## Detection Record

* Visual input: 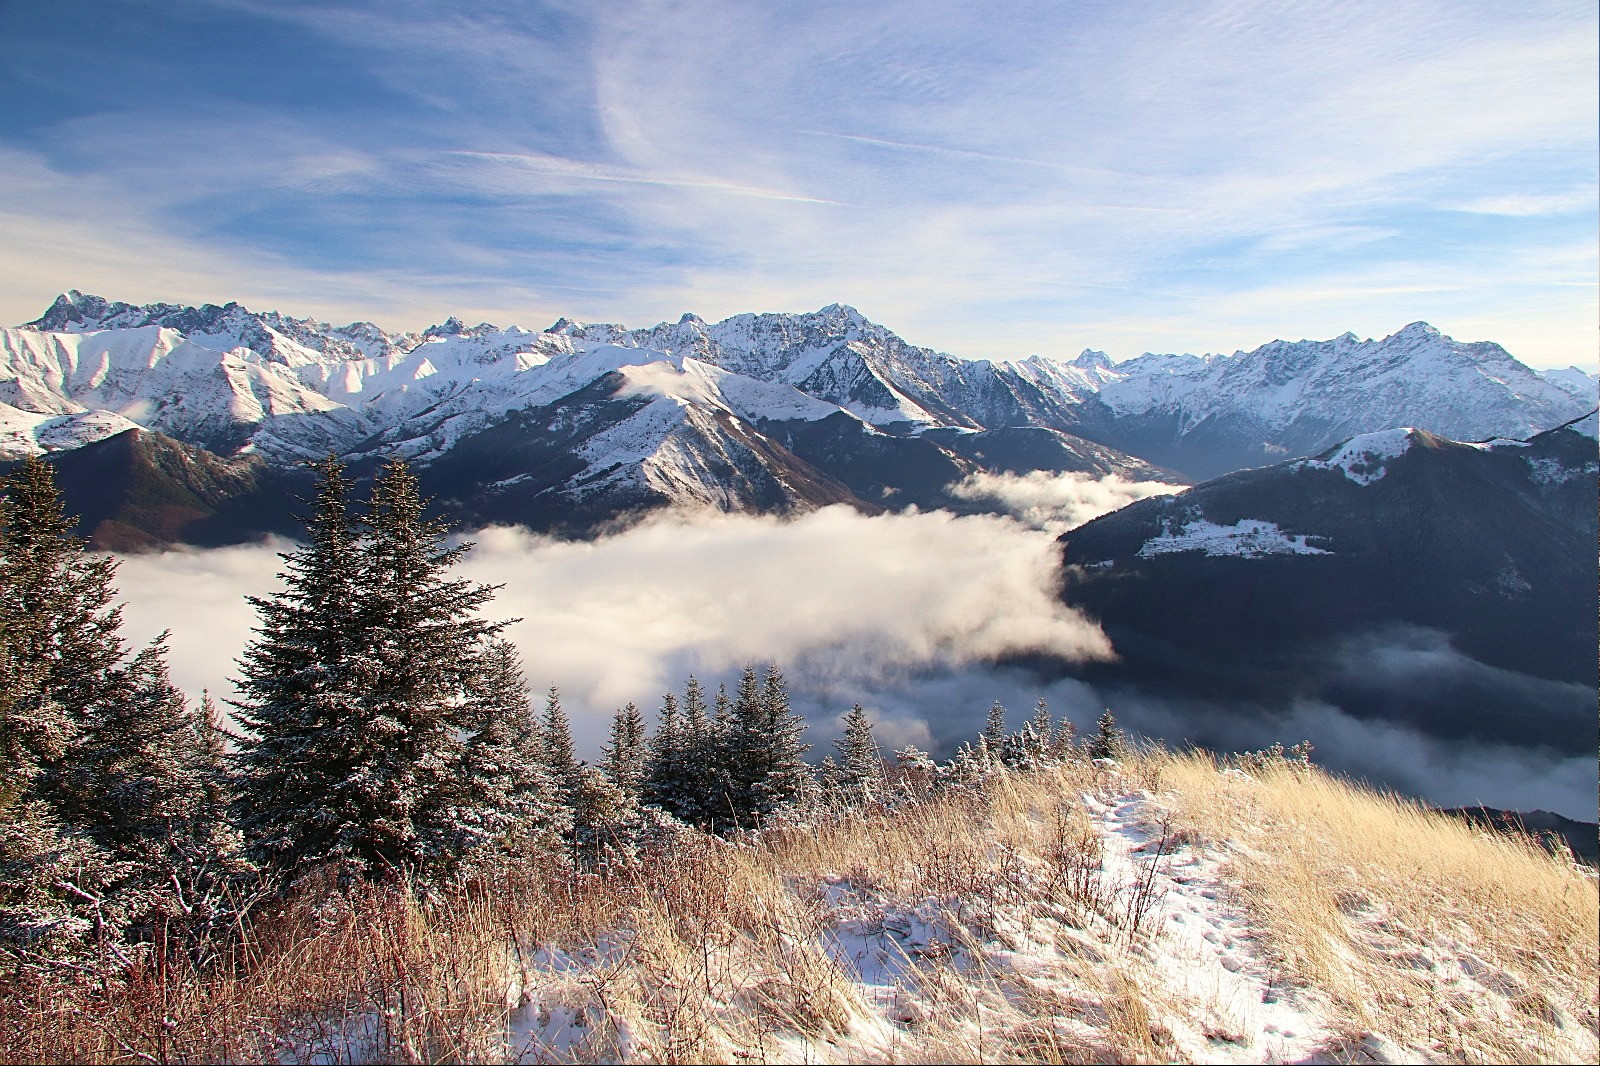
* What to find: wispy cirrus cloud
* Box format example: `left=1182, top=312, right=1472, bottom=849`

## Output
left=0, top=0, right=1592, bottom=366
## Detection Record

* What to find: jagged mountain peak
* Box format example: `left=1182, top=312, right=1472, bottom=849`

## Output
left=1392, top=320, right=1441, bottom=340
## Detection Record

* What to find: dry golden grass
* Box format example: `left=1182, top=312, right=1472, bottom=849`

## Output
left=2, top=752, right=1593, bottom=1064
left=1151, top=749, right=1599, bottom=1063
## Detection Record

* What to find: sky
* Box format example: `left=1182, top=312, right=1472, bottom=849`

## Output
left=0, top=0, right=1594, bottom=368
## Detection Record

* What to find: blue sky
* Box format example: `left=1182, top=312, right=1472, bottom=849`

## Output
left=0, top=0, right=1594, bottom=367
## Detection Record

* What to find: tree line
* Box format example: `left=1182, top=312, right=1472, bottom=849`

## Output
left=0, top=454, right=1127, bottom=976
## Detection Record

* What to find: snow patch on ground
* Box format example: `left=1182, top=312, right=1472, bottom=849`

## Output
left=1137, top=517, right=1331, bottom=559
left=1298, top=427, right=1414, bottom=485
left=1526, top=456, right=1598, bottom=486
left=1082, top=790, right=1340, bottom=1063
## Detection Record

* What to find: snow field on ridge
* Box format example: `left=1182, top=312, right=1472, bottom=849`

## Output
left=1137, top=516, right=1332, bottom=558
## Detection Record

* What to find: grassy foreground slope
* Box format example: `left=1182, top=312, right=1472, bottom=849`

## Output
left=7, top=751, right=1594, bottom=1064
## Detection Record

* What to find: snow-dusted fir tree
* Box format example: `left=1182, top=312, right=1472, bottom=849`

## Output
left=540, top=686, right=581, bottom=813
left=1088, top=709, right=1125, bottom=761
left=234, top=455, right=519, bottom=885
left=982, top=699, right=1007, bottom=752
left=1028, top=698, right=1054, bottom=762
left=602, top=702, right=647, bottom=811
left=0, top=460, right=235, bottom=962
left=445, top=639, right=566, bottom=869
left=644, top=691, right=699, bottom=822
left=708, top=665, right=811, bottom=830
left=667, top=676, right=717, bottom=826
left=0, top=658, right=113, bottom=967
left=232, top=456, right=367, bottom=879
left=832, top=704, right=884, bottom=802
left=60, top=641, right=248, bottom=939
left=353, top=457, right=509, bottom=876
left=0, top=463, right=123, bottom=960
left=0, top=457, right=125, bottom=802
left=727, top=665, right=812, bottom=827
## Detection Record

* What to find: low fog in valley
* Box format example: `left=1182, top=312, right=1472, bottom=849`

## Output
left=110, top=472, right=1596, bottom=822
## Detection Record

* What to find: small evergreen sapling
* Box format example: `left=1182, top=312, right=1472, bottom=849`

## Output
left=832, top=704, right=884, bottom=802
left=1089, top=709, right=1126, bottom=761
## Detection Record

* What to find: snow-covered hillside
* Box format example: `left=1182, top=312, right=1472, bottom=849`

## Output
left=4, top=292, right=1589, bottom=537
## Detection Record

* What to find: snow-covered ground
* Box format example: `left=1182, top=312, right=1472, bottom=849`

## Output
left=261, top=760, right=1598, bottom=1065
left=483, top=783, right=1411, bottom=1064
left=1297, top=427, right=1413, bottom=486
left=1137, top=517, right=1331, bottom=558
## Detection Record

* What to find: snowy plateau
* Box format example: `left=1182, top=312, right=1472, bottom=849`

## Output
left=2, top=292, right=1595, bottom=544
left=1135, top=516, right=1330, bottom=558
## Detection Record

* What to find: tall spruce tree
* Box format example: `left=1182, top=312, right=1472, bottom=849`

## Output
left=234, top=455, right=520, bottom=885
left=755, top=665, right=812, bottom=816
left=0, top=459, right=232, bottom=962
left=232, top=456, right=367, bottom=878
left=540, top=686, right=581, bottom=817
left=601, top=702, right=647, bottom=810
left=62, top=641, right=247, bottom=938
left=675, top=676, right=716, bottom=825
left=644, top=691, right=696, bottom=821
left=0, top=457, right=125, bottom=799
left=1028, top=698, right=1053, bottom=761
left=719, top=665, right=811, bottom=828
left=983, top=700, right=1007, bottom=752
left=1089, top=709, right=1125, bottom=761
left=354, top=457, right=509, bottom=875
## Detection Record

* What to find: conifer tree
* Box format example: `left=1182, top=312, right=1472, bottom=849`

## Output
left=447, top=640, right=565, bottom=867
left=602, top=702, right=647, bottom=809
left=194, top=691, right=235, bottom=817
left=675, top=676, right=716, bottom=825
left=1029, top=698, right=1053, bottom=761
left=60, top=642, right=221, bottom=863
left=0, top=461, right=236, bottom=959
left=0, top=651, right=113, bottom=966
left=232, top=455, right=367, bottom=878
left=234, top=455, right=519, bottom=885
left=983, top=699, right=1007, bottom=752
left=644, top=691, right=697, bottom=822
left=755, top=665, right=812, bottom=816
left=833, top=704, right=883, bottom=801
left=64, top=642, right=248, bottom=938
left=720, top=664, right=766, bottom=826
left=355, top=457, right=511, bottom=876
left=1089, top=709, right=1125, bottom=761
left=681, top=675, right=710, bottom=745
left=707, top=680, right=737, bottom=825
left=0, top=457, right=125, bottom=800
left=540, top=686, right=581, bottom=814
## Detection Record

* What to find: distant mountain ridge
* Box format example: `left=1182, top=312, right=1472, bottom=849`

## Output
left=2, top=291, right=1593, bottom=545
left=1054, top=411, right=1599, bottom=756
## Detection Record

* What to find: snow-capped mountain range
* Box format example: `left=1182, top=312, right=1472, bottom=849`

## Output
left=1, top=291, right=1593, bottom=542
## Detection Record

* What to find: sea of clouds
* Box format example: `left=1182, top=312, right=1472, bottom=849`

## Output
left=110, top=475, right=1596, bottom=820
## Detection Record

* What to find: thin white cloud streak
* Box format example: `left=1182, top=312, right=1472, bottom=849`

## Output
left=947, top=471, right=1180, bottom=535
left=444, top=150, right=842, bottom=205
left=110, top=506, right=1112, bottom=754
left=3, top=0, right=1594, bottom=366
